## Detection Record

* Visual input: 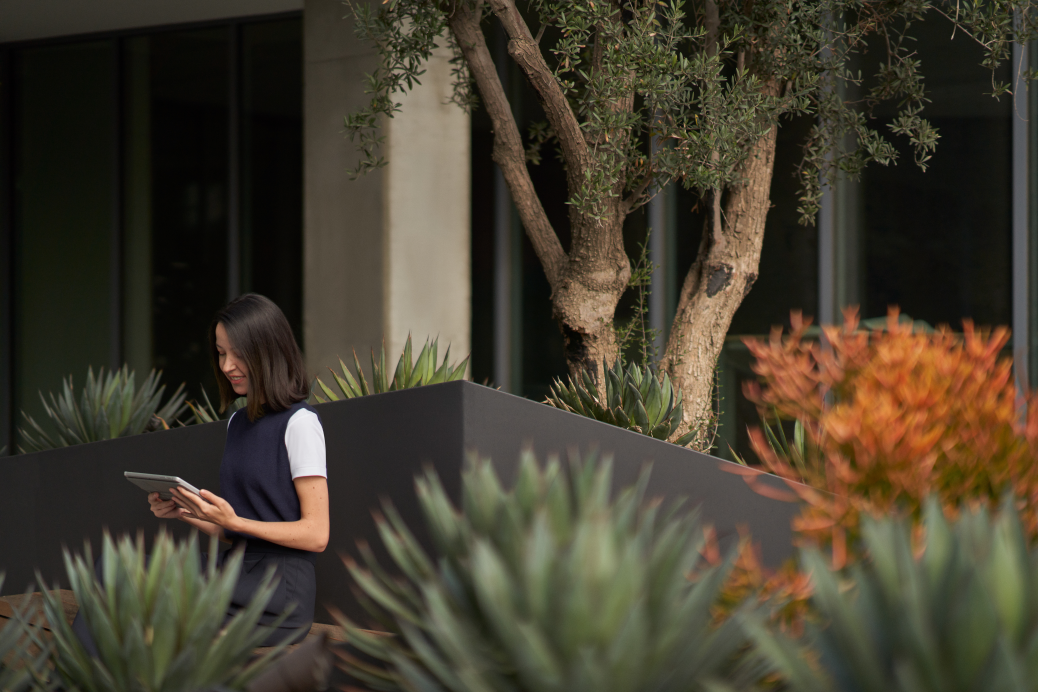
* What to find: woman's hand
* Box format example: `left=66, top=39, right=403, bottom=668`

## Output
left=171, top=488, right=241, bottom=531
left=149, top=492, right=187, bottom=520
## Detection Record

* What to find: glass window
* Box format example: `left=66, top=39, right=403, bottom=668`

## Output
left=124, top=29, right=230, bottom=398
left=13, top=41, right=116, bottom=438
left=241, top=19, right=303, bottom=345
left=845, top=17, right=1012, bottom=327
left=2, top=17, right=304, bottom=450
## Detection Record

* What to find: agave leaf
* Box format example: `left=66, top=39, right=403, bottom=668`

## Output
left=448, top=355, right=470, bottom=381
left=352, top=350, right=372, bottom=396
left=394, top=334, right=414, bottom=390
left=317, top=374, right=342, bottom=402
left=644, top=376, right=664, bottom=428
left=632, top=399, right=652, bottom=433
left=410, top=340, right=434, bottom=389
left=334, top=357, right=363, bottom=397
left=673, top=429, right=697, bottom=447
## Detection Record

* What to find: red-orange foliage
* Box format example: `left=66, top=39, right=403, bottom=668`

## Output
left=743, top=307, right=1038, bottom=567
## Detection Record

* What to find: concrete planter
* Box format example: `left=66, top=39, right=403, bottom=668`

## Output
left=0, top=381, right=799, bottom=623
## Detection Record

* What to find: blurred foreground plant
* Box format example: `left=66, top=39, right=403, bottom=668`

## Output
left=0, top=575, right=52, bottom=692
left=337, top=451, right=759, bottom=692
left=741, top=307, right=1038, bottom=566
left=17, top=366, right=188, bottom=454
left=546, top=360, right=700, bottom=447
left=314, top=335, right=468, bottom=402
left=38, top=531, right=285, bottom=692
left=748, top=498, right=1038, bottom=692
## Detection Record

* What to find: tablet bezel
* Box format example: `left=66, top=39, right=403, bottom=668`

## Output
left=124, top=472, right=202, bottom=500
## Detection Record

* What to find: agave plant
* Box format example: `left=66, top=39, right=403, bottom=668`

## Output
left=38, top=530, right=285, bottom=692
left=546, top=360, right=697, bottom=446
left=313, top=334, right=468, bottom=402
left=747, top=497, right=1038, bottom=691
left=17, top=366, right=188, bottom=453
left=0, top=575, right=53, bottom=692
left=338, top=451, right=758, bottom=692
left=186, top=387, right=247, bottom=424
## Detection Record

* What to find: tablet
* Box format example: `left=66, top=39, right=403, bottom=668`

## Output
left=124, top=472, right=202, bottom=500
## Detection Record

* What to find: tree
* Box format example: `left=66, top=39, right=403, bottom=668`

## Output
left=343, top=0, right=1036, bottom=447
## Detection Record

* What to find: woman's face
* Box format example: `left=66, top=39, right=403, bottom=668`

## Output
left=215, top=322, right=249, bottom=397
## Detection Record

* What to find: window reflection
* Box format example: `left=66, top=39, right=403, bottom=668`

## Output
left=14, top=41, right=116, bottom=433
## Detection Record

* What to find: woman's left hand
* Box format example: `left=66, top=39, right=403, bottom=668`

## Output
left=170, top=488, right=240, bottom=530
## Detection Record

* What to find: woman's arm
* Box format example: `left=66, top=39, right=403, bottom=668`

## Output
left=170, top=477, right=330, bottom=553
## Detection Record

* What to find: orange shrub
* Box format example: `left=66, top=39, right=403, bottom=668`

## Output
left=742, top=307, right=1038, bottom=567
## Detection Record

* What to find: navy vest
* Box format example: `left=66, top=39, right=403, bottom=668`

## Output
left=220, top=400, right=321, bottom=557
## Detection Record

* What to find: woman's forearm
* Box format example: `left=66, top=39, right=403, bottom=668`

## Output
left=226, top=516, right=328, bottom=552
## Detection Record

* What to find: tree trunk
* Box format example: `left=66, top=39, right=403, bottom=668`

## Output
left=551, top=208, right=630, bottom=383
left=662, top=99, right=780, bottom=450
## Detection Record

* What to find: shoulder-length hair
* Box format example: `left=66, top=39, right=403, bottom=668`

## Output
left=209, top=294, right=309, bottom=421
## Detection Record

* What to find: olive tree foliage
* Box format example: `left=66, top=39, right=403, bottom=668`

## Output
left=343, top=0, right=1037, bottom=448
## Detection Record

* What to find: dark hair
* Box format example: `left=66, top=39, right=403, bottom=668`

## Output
left=209, top=294, right=309, bottom=421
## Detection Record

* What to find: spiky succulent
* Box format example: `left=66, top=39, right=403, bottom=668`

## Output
left=0, top=575, right=53, bottom=692
left=747, top=497, right=1038, bottom=692
left=313, top=334, right=468, bottom=402
left=546, top=360, right=696, bottom=446
left=338, top=451, right=756, bottom=692
left=38, top=531, right=285, bottom=692
left=17, top=366, right=188, bottom=453
left=186, top=387, right=247, bottom=424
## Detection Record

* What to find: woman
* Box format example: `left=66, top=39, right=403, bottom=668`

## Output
left=71, top=294, right=328, bottom=653
left=152, top=293, right=329, bottom=646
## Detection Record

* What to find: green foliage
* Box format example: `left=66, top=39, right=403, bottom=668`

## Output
left=38, top=531, right=285, bottom=692
left=747, top=497, right=1038, bottom=692
left=730, top=414, right=814, bottom=471
left=17, top=366, right=188, bottom=454
left=338, top=451, right=757, bottom=692
left=546, top=360, right=697, bottom=446
left=343, top=0, right=1035, bottom=223
left=186, top=388, right=247, bottom=425
left=342, top=0, right=472, bottom=178
left=614, top=233, right=660, bottom=365
left=0, top=576, right=53, bottom=692
left=313, top=335, right=468, bottom=402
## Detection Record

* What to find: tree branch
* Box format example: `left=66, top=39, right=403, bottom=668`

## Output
left=705, top=0, right=720, bottom=58
left=621, top=176, right=653, bottom=215
left=447, top=1, right=567, bottom=286
left=487, top=0, right=590, bottom=178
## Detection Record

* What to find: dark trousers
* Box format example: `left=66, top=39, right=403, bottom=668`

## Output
left=71, top=543, right=316, bottom=657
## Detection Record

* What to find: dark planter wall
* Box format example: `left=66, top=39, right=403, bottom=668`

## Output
left=0, top=381, right=800, bottom=624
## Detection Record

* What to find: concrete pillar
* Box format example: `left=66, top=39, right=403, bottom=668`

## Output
left=303, top=0, right=470, bottom=384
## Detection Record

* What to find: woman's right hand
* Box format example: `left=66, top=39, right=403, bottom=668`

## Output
left=149, top=491, right=186, bottom=519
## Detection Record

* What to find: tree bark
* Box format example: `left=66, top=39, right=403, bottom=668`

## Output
left=452, top=0, right=630, bottom=385
left=662, top=86, right=781, bottom=449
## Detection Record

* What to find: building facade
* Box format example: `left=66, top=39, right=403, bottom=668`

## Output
left=0, top=0, right=1034, bottom=458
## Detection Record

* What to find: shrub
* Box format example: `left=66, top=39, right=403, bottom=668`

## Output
left=18, top=366, right=188, bottom=454
left=38, top=531, right=285, bottom=692
left=747, top=498, right=1038, bottom=692
left=337, top=451, right=757, bottom=692
left=741, top=308, right=1038, bottom=566
left=314, top=335, right=468, bottom=402
left=546, top=360, right=699, bottom=446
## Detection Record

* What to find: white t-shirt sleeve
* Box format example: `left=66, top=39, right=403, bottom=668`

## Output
left=285, top=409, right=327, bottom=479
